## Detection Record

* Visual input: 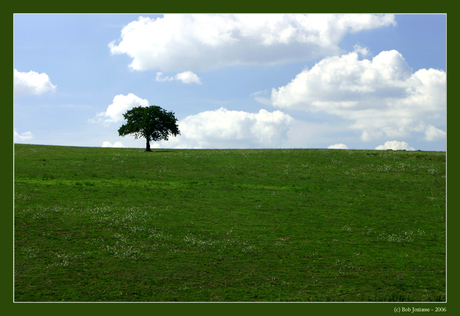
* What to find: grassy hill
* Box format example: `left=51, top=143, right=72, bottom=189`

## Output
left=14, top=144, right=446, bottom=301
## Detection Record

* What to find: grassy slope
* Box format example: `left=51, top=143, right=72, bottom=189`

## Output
left=14, top=144, right=446, bottom=301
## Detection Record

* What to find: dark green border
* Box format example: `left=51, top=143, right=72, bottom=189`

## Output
left=7, top=3, right=454, bottom=316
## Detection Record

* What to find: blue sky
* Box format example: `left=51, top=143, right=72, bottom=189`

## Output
left=14, top=14, right=446, bottom=151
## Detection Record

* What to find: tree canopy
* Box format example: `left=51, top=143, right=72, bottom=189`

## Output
left=118, top=105, right=180, bottom=151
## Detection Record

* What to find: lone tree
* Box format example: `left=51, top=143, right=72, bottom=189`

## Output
left=118, top=105, right=180, bottom=152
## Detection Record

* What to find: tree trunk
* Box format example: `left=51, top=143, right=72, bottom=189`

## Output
left=146, top=138, right=151, bottom=152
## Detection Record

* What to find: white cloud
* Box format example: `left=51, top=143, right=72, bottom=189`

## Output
left=14, top=129, right=34, bottom=142
left=376, top=140, right=415, bottom=151
left=102, top=141, right=124, bottom=147
left=156, top=71, right=201, bottom=84
left=163, top=107, right=293, bottom=148
left=353, top=44, right=370, bottom=57
left=270, top=49, right=446, bottom=142
left=155, top=72, right=174, bottom=82
left=109, top=14, right=395, bottom=72
left=175, top=71, right=202, bottom=84
left=424, top=124, right=446, bottom=141
left=14, top=69, right=56, bottom=96
left=91, top=93, right=149, bottom=124
left=328, top=143, right=348, bottom=149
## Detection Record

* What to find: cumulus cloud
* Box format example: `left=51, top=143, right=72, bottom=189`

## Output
left=14, top=69, right=56, bottom=96
left=375, top=140, right=415, bottom=151
left=328, top=143, right=348, bottom=149
left=270, top=49, right=446, bottom=142
left=165, top=107, right=293, bottom=148
left=156, top=71, right=202, bottom=84
left=424, top=124, right=446, bottom=141
left=353, top=44, right=370, bottom=57
left=91, top=93, right=149, bottom=124
left=175, top=71, right=202, bottom=84
left=102, top=141, right=124, bottom=147
left=109, top=14, right=395, bottom=72
left=14, top=129, right=34, bottom=142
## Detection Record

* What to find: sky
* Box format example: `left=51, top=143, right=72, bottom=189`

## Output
left=13, top=14, right=446, bottom=151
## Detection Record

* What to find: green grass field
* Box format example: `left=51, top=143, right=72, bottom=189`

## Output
left=14, top=144, right=446, bottom=302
